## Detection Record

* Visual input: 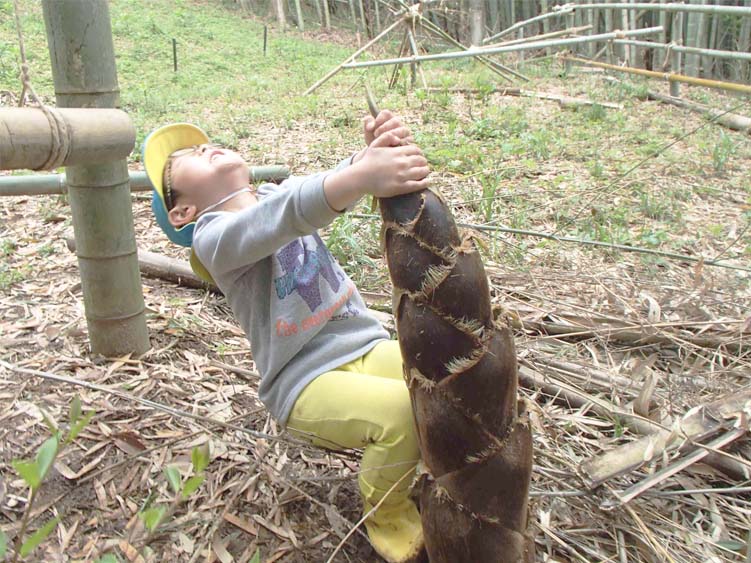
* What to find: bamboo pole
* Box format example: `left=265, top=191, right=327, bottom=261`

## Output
left=684, top=0, right=704, bottom=76
left=611, top=38, right=751, bottom=62
left=304, top=15, right=404, bottom=94
left=484, top=24, right=594, bottom=49
left=564, top=55, right=751, bottom=94
left=670, top=10, right=683, bottom=96
left=571, top=2, right=751, bottom=16
left=406, top=29, right=427, bottom=89
left=42, top=0, right=149, bottom=356
left=0, top=166, right=290, bottom=197
left=357, top=0, right=367, bottom=36
left=293, top=0, right=304, bottom=31
left=322, top=0, right=330, bottom=30
left=483, top=4, right=575, bottom=44
left=0, top=108, right=134, bottom=171
left=342, top=26, right=665, bottom=69
left=469, top=0, right=484, bottom=46
left=605, top=5, right=614, bottom=64
left=416, top=15, right=524, bottom=82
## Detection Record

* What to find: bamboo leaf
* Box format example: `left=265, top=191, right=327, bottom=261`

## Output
left=181, top=475, right=205, bottom=499
left=39, top=408, right=58, bottom=436
left=12, top=460, right=41, bottom=490
left=139, top=506, right=167, bottom=532
left=67, top=410, right=94, bottom=443
left=164, top=466, right=182, bottom=495
left=191, top=443, right=210, bottom=473
left=249, top=549, right=261, bottom=563
left=36, top=436, right=59, bottom=482
left=70, top=395, right=82, bottom=425
left=95, top=553, right=121, bottom=563
left=19, top=515, right=60, bottom=556
left=0, top=528, right=7, bottom=558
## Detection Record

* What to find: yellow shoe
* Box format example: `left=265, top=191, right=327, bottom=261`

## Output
left=364, top=499, right=424, bottom=563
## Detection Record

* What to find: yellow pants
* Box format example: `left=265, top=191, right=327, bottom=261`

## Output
left=287, top=340, right=423, bottom=563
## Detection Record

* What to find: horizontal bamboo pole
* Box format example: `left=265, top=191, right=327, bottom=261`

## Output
left=612, top=39, right=751, bottom=62
left=484, top=24, right=593, bottom=49
left=0, top=108, right=135, bottom=171
left=564, top=55, right=751, bottom=95
left=343, top=26, right=663, bottom=69
left=0, top=165, right=290, bottom=197
left=570, top=2, right=751, bottom=16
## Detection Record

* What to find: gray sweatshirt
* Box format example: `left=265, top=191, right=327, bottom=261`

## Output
left=192, top=158, right=390, bottom=424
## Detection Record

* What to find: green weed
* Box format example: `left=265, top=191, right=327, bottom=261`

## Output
left=712, top=131, right=736, bottom=174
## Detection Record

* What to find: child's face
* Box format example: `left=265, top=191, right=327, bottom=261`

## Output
left=166, top=144, right=248, bottom=226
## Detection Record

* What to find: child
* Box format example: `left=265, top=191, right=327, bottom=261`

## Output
left=143, top=111, right=430, bottom=563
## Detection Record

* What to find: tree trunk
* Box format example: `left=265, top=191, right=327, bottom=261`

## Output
left=684, top=0, right=705, bottom=76
left=322, top=0, right=330, bottom=30
left=380, top=187, right=534, bottom=561
left=274, top=0, right=286, bottom=30
left=739, top=1, right=751, bottom=83
left=487, top=0, right=499, bottom=34
left=293, top=0, right=304, bottom=31
left=469, top=0, right=484, bottom=45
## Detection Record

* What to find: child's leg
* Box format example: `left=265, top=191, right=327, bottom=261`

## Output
left=346, top=339, right=405, bottom=381
left=287, top=367, right=423, bottom=563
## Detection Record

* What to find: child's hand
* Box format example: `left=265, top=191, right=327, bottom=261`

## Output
left=363, top=110, right=414, bottom=147
left=356, top=131, right=429, bottom=198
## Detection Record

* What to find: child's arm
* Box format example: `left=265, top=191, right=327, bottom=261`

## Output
left=323, top=131, right=429, bottom=212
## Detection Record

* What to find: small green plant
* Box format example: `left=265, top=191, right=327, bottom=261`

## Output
left=8, top=396, right=94, bottom=561
left=588, top=159, right=604, bottom=179
left=584, top=103, right=607, bottom=122
left=138, top=444, right=211, bottom=537
left=712, top=131, right=736, bottom=174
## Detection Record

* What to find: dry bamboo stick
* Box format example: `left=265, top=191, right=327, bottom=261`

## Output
left=581, top=388, right=751, bottom=489
left=563, top=55, right=751, bottom=94
left=602, top=426, right=748, bottom=508
left=645, top=88, right=751, bottom=134
left=514, top=317, right=749, bottom=353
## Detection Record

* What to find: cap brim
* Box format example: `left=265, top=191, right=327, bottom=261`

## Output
left=143, top=123, right=210, bottom=200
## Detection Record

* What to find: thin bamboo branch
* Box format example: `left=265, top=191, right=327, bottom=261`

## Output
left=342, top=26, right=664, bottom=69
left=564, top=55, right=751, bottom=94
left=348, top=214, right=751, bottom=273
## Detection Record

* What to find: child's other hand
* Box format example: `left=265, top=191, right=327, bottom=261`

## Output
left=357, top=131, right=430, bottom=198
left=363, top=110, right=414, bottom=147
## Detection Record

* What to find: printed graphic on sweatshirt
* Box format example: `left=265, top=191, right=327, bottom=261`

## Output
left=274, top=235, right=342, bottom=312
left=273, top=235, right=359, bottom=338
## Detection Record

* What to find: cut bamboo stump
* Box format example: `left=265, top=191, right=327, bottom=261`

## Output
left=380, top=189, right=534, bottom=561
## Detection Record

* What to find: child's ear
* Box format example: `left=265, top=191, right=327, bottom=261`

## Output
left=168, top=203, right=198, bottom=227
